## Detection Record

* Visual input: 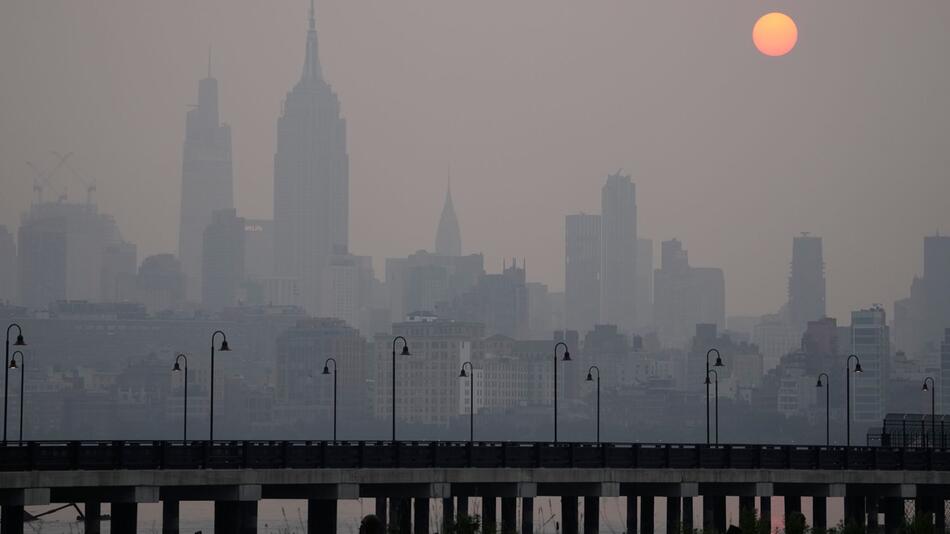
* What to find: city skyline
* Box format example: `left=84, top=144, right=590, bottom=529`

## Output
left=1, top=1, right=949, bottom=320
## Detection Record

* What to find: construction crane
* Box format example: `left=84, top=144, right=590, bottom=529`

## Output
left=26, top=151, right=72, bottom=204
left=53, top=151, right=96, bottom=205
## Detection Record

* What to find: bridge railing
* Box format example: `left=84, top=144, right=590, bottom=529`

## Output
left=0, top=441, right=948, bottom=472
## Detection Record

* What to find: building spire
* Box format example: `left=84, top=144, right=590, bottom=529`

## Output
left=301, top=0, right=323, bottom=82
left=309, top=0, right=315, bottom=30
left=435, top=168, right=462, bottom=257
left=207, top=45, right=212, bottom=78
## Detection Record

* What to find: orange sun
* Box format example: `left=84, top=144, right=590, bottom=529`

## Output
left=753, top=12, right=798, bottom=57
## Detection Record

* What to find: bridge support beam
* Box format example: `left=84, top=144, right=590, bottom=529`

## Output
left=682, top=497, right=693, bottom=533
left=562, top=496, right=578, bottom=534
left=215, top=500, right=257, bottom=534
left=739, top=496, right=755, bottom=525
left=522, top=497, right=534, bottom=534
left=442, top=497, right=455, bottom=533
left=627, top=496, right=638, bottom=534
left=760, top=496, right=771, bottom=530
left=458, top=496, right=468, bottom=522
left=376, top=497, right=387, bottom=529
left=883, top=498, right=903, bottom=534
left=84, top=501, right=101, bottom=534
left=0, top=506, right=23, bottom=534
left=413, top=497, right=429, bottom=534
left=641, top=495, right=655, bottom=534
left=483, top=496, right=497, bottom=533
left=845, top=496, right=867, bottom=527
left=584, top=496, right=599, bottom=534
left=868, top=497, right=880, bottom=532
left=163, top=499, right=179, bottom=534
left=785, top=495, right=802, bottom=529
left=667, top=496, right=681, bottom=534
left=111, top=502, right=138, bottom=534
left=703, top=495, right=725, bottom=534
left=0, top=488, right=48, bottom=534
left=308, top=499, right=337, bottom=534
left=502, top=497, right=517, bottom=533
left=813, top=496, right=827, bottom=532
left=936, top=498, right=946, bottom=533
left=398, top=498, right=412, bottom=534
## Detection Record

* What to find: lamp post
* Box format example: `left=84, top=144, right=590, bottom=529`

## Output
left=845, top=354, right=862, bottom=447
left=586, top=366, right=601, bottom=443
left=4, top=323, right=26, bottom=443
left=459, top=362, right=474, bottom=442
left=553, top=342, right=571, bottom=443
left=705, top=348, right=724, bottom=445
left=922, top=377, right=935, bottom=448
left=705, top=369, right=719, bottom=445
left=209, top=330, right=230, bottom=441
left=172, top=354, right=188, bottom=441
left=8, top=351, right=25, bottom=443
left=391, top=336, right=410, bottom=441
left=816, top=373, right=830, bottom=446
left=322, top=358, right=338, bottom=441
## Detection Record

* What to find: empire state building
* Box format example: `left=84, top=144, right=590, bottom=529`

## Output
left=273, top=1, right=349, bottom=314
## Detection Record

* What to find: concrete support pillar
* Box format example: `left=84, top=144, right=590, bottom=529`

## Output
left=739, top=496, right=755, bottom=521
left=111, top=503, right=138, bottom=534
left=713, top=495, right=726, bottom=534
left=703, top=496, right=715, bottom=531
left=215, top=501, right=258, bottom=534
left=883, top=498, right=903, bottom=534
left=442, top=498, right=455, bottom=533
left=936, top=498, right=946, bottom=533
left=163, top=500, right=180, bottom=534
left=627, top=496, right=638, bottom=534
left=388, top=499, right=401, bottom=534
left=760, top=496, right=771, bottom=532
left=84, top=502, right=101, bottom=534
left=562, top=496, right=579, bottom=534
left=376, top=497, right=388, bottom=530
left=667, top=496, right=682, bottom=534
left=642, top=495, right=655, bottom=534
left=844, top=496, right=867, bottom=527
left=785, top=496, right=802, bottom=528
left=308, top=499, right=337, bottom=534
left=682, top=497, right=693, bottom=533
left=502, top=497, right=517, bottom=534
left=483, top=496, right=497, bottom=534
left=868, top=497, right=880, bottom=532
left=399, top=498, right=412, bottom=534
left=0, top=505, right=24, bottom=534
left=458, top=496, right=469, bottom=521
left=813, top=496, right=827, bottom=532
left=584, top=496, right=599, bottom=534
left=522, top=497, right=534, bottom=534
left=414, top=498, right=429, bottom=534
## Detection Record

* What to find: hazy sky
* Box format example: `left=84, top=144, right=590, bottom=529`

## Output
left=1, top=0, right=948, bottom=320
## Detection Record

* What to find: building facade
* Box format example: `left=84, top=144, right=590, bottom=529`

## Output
left=600, top=172, right=638, bottom=334
left=565, top=214, right=601, bottom=336
left=851, top=306, right=889, bottom=425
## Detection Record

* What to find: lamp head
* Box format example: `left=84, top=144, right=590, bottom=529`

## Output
left=816, top=378, right=823, bottom=388
left=854, top=362, right=863, bottom=373
left=714, top=355, right=724, bottom=367
left=322, top=365, right=331, bottom=375
left=218, top=339, right=230, bottom=351
left=459, top=368, right=467, bottom=378
left=562, top=349, right=571, bottom=362
left=13, top=334, right=25, bottom=346
left=172, top=362, right=181, bottom=372
left=8, top=359, right=16, bottom=370
left=704, top=375, right=711, bottom=385
left=922, top=382, right=929, bottom=392
left=400, top=345, right=410, bottom=356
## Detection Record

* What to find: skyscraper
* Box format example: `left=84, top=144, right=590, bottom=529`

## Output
left=435, top=178, right=461, bottom=257
left=0, top=226, right=16, bottom=304
left=202, top=208, right=245, bottom=311
left=941, top=329, right=950, bottom=412
left=653, top=239, right=725, bottom=348
left=600, top=172, right=638, bottom=334
left=787, top=234, right=826, bottom=335
left=923, top=235, right=950, bottom=347
left=565, top=214, right=600, bottom=335
left=273, top=2, right=349, bottom=315
left=851, top=306, right=888, bottom=425
left=178, top=61, right=233, bottom=302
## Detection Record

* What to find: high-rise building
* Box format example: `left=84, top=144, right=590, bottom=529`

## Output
left=243, top=219, right=274, bottom=280
left=273, top=3, right=349, bottom=315
left=851, top=306, right=888, bottom=425
left=565, top=214, right=600, bottom=336
left=635, top=238, right=654, bottom=331
left=132, top=254, right=186, bottom=313
left=941, top=329, right=950, bottom=412
left=100, top=241, right=137, bottom=302
left=0, top=226, right=16, bottom=304
left=600, top=172, right=638, bottom=334
left=385, top=251, right=484, bottom=322
left=788, top=234, right=825, bottom=334
left=653, top=239, right=725, bottom=348
left=178, top=63, right=233, bottom=301
left=923, top=235, right=950, bottom=347
left=321, top=252, right=375, bottom=331
left=202, top=209, right=245, bottom=311
left=526, top=282, right=553, bottom=339
left=17, top=202, right=128, bottom=309
left=435, top=179, right=461, bottom=257
left=438, top=259, right=529, bottom=338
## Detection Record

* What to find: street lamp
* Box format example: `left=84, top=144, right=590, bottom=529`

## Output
left=172, top=354, right=189, bottom=441
left=210, top=330, right=230, bottom=441
left=845, top=354, right=862, bottom=447
left=4, top=323, right=26, bottom=443
left=8, top=351, right=25, bottom=443
left=705, top=349, right=724, bottom=445
left=922, top=377, right=935, bottom=448
left=391, top=336, right=410, bottom=441
left=816, top=373, right=830, bottom=446
left=586, top=366, right=601, bottom=443
left=704, top=369, right=719, bottom=445
left=553, top=342, right=571, bottom=443
left=459, top=362, right=474, bottom=442
left=323, top=358, right=338, bottom=441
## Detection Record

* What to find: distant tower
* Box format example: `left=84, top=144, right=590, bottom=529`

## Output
left=565, top=214, right=600, bottom=335
left=787, top=233, right=825, bottom=333
left=178, top=55, right=233, bottom=302
left=435, top=176, right=461, bottom=256
left=600, top=171, right=638, bottom=334
left=273, top=0, right=349, bottom=314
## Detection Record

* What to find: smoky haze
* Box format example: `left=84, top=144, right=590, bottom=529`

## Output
left=1, top=0, right=949, bottom=319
